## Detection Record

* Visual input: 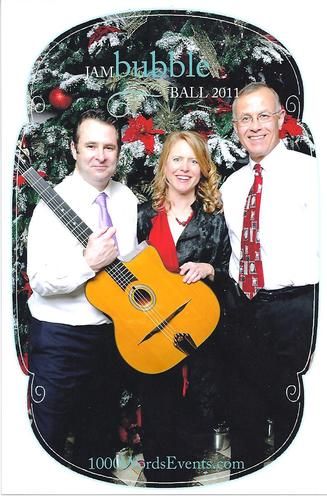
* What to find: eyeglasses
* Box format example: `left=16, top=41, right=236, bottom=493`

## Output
left=233, top=110, right=282, bottom=127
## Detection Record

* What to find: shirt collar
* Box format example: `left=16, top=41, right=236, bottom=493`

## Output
left=104, top=180, right=115, bottom=199
left=248, top=140, right=287, bottom=172
left=72, top=169, right=112, bottom=204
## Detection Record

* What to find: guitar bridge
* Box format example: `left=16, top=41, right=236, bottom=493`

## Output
left=173, top=333, right=197, bottom=355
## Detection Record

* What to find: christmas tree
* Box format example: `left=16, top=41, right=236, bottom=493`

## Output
left=13, top=9, right=315, bottom=372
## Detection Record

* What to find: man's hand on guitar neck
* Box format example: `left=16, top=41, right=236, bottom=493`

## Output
left=84, top=227, right=119, bottom=272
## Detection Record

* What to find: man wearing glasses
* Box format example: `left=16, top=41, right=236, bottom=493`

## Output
left=220, top=82, right=319, bottom=478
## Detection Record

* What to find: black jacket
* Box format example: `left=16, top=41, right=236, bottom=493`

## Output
left=137, top=201, right=232, bottom=427
left=137, top=200, right=231, bottom=294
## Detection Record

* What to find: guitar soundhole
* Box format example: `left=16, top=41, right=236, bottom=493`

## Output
left=129, top=284, right=156, bottom=311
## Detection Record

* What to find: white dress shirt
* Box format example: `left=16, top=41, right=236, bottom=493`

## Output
left=221, top=141, right=319, bottom=289
left=27, top=170, right=138, bottom=325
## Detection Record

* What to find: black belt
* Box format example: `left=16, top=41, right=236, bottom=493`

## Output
left=254, top=284, right=315, bottom=302
left=231, top=281, right=315, bottom=302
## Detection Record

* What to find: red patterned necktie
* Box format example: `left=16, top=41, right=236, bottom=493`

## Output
left=238, top=163, right=264, bottom=299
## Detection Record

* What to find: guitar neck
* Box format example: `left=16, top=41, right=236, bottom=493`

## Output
left=23, top=167, right=92, bottom=248
left=19, top=163, right=137, bottom=290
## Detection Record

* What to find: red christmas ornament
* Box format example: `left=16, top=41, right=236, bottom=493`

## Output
left=49, top=87, right=72, bottom=110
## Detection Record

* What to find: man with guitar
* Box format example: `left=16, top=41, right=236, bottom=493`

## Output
left=26, top=110, right=138, bottom=471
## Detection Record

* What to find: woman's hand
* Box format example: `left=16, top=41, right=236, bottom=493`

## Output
left=179, top=262, right=215, bottom=284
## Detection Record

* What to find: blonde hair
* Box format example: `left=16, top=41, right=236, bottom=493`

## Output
left=152, top=131, right=221, bottom=214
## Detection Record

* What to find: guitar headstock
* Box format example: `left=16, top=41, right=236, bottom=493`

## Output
left=15, top=144, right=31, bottom=175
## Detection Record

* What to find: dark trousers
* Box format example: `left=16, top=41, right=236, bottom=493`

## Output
left=28, top=318, right=124, bottom=471
left=140, top=366, right=191, bottom=486
left=222, top=283, right=318, bottom=478
left=139, top=331, right=227, bottom=487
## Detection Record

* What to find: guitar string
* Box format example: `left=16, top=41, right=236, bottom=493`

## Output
left=20, top=168, right=176, bottom=338
left=18, top=161, right=197, bottom=349
left=48, top=224, right=187, bottom=345
left=17, top=163, right=194, bottom=345
left=18, top=167, right=200, bottom=355
left=96, top=265, right=197, bottom=348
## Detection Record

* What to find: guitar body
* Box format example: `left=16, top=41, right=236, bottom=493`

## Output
left=85, top=244, right=220, bottom=374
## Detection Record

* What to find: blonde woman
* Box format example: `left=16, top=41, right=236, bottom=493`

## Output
left=137, top=131, right=231, bottom=486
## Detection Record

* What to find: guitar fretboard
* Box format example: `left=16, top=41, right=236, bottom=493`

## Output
left=18, top=163, right=137, bottom=290
left=24, top=167, right=92, bottom=247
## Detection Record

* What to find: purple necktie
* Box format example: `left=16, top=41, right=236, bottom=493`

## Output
left=95, top=192, right=119, bottom=249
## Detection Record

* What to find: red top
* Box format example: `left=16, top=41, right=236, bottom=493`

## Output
left=148, top=210, right=180, bottom=273
left=148, top=209, right=190, bottom=396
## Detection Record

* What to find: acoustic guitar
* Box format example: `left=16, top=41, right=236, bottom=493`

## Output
left=15, top=148, right=220, bottom=374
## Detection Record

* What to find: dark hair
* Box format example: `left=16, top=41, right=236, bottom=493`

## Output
left=72, top=110, right=121, bottom=151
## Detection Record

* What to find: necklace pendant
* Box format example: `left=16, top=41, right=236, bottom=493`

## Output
left=175, top=217, right=187, bottom=227
left=175, top=211, right=194, bottom=227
